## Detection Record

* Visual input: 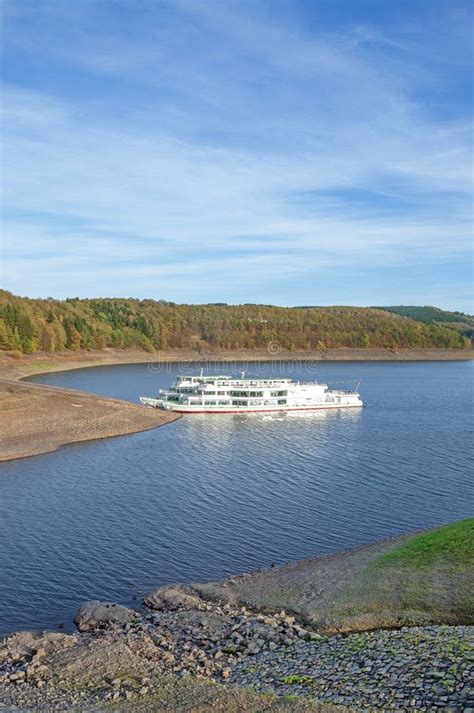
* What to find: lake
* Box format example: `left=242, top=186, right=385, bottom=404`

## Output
left=0, top=359, right=472, bottom=636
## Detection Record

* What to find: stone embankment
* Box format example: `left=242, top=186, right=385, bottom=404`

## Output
left=0, top=585, right=472, bottom=712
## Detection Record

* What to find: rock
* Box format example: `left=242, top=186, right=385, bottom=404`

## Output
left=144, top=585, right=206, bottom=611
left=247, top=641, right=261, bottom=654
left=34, top=664, right=48, bottom=676
left=74, top=601, right=135, bottom=632
left=429, top=671, right=445, bottom=679
left=0, top=631, right=40, bottom=666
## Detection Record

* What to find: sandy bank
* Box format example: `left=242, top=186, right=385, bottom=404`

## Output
left=1, top=346, right=473, bottom=381
left=0, top=379, right=180, bottom=462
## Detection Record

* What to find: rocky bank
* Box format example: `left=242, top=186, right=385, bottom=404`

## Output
left=1, top=521, right=472, bottom=711
left=0, top=584, right=472, bottom=712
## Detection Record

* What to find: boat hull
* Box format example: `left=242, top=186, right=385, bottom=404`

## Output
left=140, top=400, right=363, bottom=414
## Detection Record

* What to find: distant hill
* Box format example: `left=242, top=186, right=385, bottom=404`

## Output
left=376, top=306, right=474, bottom=338
left=0, top=291, right=469, bottom=354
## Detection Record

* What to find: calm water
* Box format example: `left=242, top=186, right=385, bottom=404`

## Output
left=0, top=360, right=472, bottom=636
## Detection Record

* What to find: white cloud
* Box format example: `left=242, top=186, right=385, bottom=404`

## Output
left=0, top=0, right=472, bottom=308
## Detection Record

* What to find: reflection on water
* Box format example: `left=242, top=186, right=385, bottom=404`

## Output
left=0, top=360, right=472, bottom=635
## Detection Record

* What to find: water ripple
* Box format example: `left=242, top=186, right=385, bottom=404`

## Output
left=0, top=360, right=472, bottom=634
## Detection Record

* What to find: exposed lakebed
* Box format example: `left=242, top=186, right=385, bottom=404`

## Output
left=0, top=360, right=472, bottom=635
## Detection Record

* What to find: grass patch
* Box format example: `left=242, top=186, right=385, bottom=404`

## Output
left=323, top=519, right=474, bottom=630
left=31, top=360, right=58, bottom=371
left=373, top=519, right=474, bottom=570
left=282, top=674, right=314, bottom=686
left=344, top=633, right=369, bottom=654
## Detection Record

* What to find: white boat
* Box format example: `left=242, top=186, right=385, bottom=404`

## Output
left=140, top=371, right=363, bottom=414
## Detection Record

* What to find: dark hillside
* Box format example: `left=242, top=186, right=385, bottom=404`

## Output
left=376, top=305, right=474, bottom=338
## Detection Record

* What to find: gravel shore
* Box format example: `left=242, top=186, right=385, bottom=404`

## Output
left=0, top=593, right=472, bottom=712
left=230, top=624, right=474, bottom=709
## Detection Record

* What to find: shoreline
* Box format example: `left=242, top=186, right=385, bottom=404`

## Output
left=0, top=519, right=472, bottom=711
left=0, top=346, right=472, bottom=462
left=2, top=346, right=474, bottom=382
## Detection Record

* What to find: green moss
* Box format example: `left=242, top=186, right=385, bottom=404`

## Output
left=373, top=519, right=474, bottom=570
left=31, top=360, right=57, bottom=370
left=282, top=674, right=314, bottom=686
left=344, top=634, right=369, bottom=653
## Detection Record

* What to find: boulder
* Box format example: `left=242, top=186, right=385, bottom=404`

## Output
left=143, top=585, right=206, bottom=611
left=74, top=601, right=135, bottom=632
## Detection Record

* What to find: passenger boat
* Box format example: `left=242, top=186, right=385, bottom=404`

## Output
left=140, top=371, right=363, bottom=413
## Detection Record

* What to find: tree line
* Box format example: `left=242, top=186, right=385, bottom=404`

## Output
left=0, top=290, right=469, bottom=354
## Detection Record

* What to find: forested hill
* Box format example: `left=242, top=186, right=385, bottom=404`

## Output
left=0, top=291, right=470, bottom=354
left=376, top=306, right=474, bottom=338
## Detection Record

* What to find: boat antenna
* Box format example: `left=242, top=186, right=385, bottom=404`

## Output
left=200, top=368, right=203, bottom=377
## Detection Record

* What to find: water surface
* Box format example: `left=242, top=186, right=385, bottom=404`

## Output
left=0, top=360, right=472, bottom=635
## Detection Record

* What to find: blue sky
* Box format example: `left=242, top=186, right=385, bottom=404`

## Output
left=1, top=0, right=472, bottom=310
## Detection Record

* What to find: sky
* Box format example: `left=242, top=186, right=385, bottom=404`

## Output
left=1, top=0, right=473, bottom=310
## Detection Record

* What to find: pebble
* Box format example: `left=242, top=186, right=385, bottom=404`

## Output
left=230, top=624, right=474, bottom=711
left=0, top=599, right=472, bottom=712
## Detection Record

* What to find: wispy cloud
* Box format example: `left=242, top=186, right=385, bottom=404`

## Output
left=1, top=0, right=472, bottom=309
